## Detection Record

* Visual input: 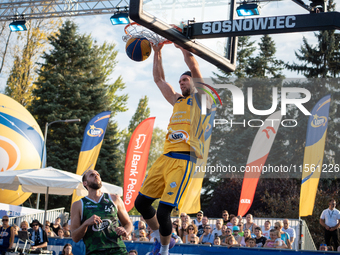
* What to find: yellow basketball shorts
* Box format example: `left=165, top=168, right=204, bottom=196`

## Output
left=139, top=152, right=197, bottom=208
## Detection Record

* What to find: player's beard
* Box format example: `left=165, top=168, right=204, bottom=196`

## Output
left=181, top=87, right=191, bottom=97
left=88, top=180, right=102, bottom=190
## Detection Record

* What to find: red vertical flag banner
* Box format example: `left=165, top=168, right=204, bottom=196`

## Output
left=238, top=111, right=282, bottom=216
left=123, top=117, right=155, bottom=212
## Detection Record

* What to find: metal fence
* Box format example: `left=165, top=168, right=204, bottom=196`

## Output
left=5, top=207, right=68, bottom=227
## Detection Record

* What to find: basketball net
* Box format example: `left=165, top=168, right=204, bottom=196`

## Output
left=123, top=22, right=183, bottom=45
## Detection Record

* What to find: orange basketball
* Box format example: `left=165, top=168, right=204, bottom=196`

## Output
left=125, top=37, right=152, bottom=62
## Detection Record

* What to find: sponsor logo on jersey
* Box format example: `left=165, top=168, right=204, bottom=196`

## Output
left=85, top=205, right=98, bottom=208
left=92, top=219, right=112, bottom=232
left=167, top=192, right=174, bottom=196
left=170, top=182, right=177, bottom=188
left=168, top=129, right=189, bottom=143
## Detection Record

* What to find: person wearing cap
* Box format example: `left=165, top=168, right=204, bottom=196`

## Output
left=193, top=211, right=203, bottom=227
left=134, top=43, right=213, bottom=255
left=29, top=219, right=48, bottom=250
left=232, top=226, right=242, bottom=244
left=0, top=215, right=15, bottom=254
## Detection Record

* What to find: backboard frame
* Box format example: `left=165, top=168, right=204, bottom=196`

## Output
left=129, top=0, right=237, bottom=72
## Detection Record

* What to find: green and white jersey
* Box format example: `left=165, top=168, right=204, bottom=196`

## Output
left=81, top=193, right=127, bottom=255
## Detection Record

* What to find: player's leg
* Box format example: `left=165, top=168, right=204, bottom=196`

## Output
left=135, top=194, right=159, bottom=230
left=157, top=203, right=176, bottom=255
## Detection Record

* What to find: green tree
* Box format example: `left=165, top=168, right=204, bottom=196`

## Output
left=245, top=35, right=284, bottom=78
left=286, top=0, right=340, bottom=78
left=5, top=19, right=61, bottom=107
left=28, top=20, right=127, bottom=210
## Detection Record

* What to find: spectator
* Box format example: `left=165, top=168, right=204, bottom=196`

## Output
left=213, top=236, right=221, bottom=246
left=319, top=243, right=328, bottom=251
left=244, top=214, right=258, bottom=234
left=254, top=227, right=266, bottom=247
left=232, top=226, right=242, bottom=244
left=0, top=215, right=15, bottom=254
left=264, top=229, right=282, bottom=248
left=183, top=224, right=198, bottom=244
left=193, top=211, right=203, bottom=227
left=45, top=224, right=56, bottom=237
left=30, top=219, right=48, bottom=250
left=222, top=210, right=229, bottom=225
left=226, top=236, right=240, bottom=248
left=274, top=221, right=290, bottom=245
left=230, top=216, right=239, bottom=228
left=172, top=219, right=181, bottom=239
left=189, top=234, right=199, bottom=244
left=320, top=199, right=340, bottom=250
left=197, top=216, right=208, bottom=237
left=282, top=219, right=296, bottom=243
left=240, top=229, right=251, bottom=247
left=180, top=212, right=187, bottom=222
left=52, top=217, right=62, bottom=236
left=62, top=223, right=70, bottom=232
left=20, top=221, right=29, bottom=231
left=262, top=220, right=271, bottom=238
left=61, top=243, right=73, bottom=255
left=132, top=221, right=146, bottom=240
left=138, top=229, right=149, bottom=242
left=238, top=222, right=244, bottom=237
left=219, top=225, right=229, bottom=245
left=185, top=215, right=191, bottom=224
left=128, top=249, right=138, bottom=255
left=199, top=225, right=214, bottom=245
left=179, top=221, right=189, bottom=240
left=64, top=231, right=71, bottom=238
left=58, top=229, right=65, bottom=239
left=212, top=219, right=223, bottom=237
left=12, top=224, right=19, bottom=236
left=248, top=238, right=256, bottom=248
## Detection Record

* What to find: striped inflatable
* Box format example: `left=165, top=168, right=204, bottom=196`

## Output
left=0, top=94, right=44, bottom=205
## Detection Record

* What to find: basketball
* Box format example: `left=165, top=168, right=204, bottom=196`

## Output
left=125, top=37, right=152, bottom=62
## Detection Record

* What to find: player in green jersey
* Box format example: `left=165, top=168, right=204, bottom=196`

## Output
left=71, top=169, right=133, bottom=255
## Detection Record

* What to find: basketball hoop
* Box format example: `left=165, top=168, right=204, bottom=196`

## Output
left=123, top=22, right=183, bottom=45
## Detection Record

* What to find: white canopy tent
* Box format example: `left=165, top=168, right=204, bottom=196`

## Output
left=0, top=167, right=123, bottom=225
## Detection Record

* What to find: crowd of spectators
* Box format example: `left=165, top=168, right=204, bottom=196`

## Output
left=2, top=200, right=340, bottom=253
left=0, top=215, right=73, bottom=255
left=124, top=210, right=300, bottom=250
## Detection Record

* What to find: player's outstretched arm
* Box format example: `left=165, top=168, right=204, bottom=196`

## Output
left=152, top=43, right=182, bottom=106
left=70, top=200, right=103, bottom=243
left=111, top=194, right=133, bottom=237
left=175, top=44, right=212, bottom=104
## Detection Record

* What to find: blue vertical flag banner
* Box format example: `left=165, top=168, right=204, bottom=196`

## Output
left=71, top=111, right=111, bottom=204
left=299, top=95, right=331, bottom=217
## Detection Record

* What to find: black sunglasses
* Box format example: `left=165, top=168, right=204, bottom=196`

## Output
left=2, top=219, right=8, bottom=222
left=190, top=241, right=196, bottom=243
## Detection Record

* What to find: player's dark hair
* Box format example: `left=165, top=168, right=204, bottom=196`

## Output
left=181, top=71, right=191, bottom=77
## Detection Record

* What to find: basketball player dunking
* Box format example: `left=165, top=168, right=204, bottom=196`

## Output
left=134, top=43, right=212, bottom=255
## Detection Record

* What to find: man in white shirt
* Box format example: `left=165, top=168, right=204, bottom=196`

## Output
left=262, top=220, right=271, bottom=238
left=320, top=199, right=340, bottom=250
left=193, top=211, right=203, bottom=227
left=282, top=219, right=296, bottom=243
left=212, top=219, right=223, bottom=238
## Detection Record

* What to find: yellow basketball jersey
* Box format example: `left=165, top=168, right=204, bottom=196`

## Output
left=163, top=93, right=210, bottom=159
